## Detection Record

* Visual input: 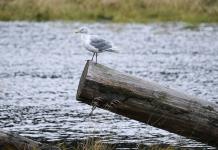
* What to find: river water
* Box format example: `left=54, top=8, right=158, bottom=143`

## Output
left=0, top=22, right=218, bottom=149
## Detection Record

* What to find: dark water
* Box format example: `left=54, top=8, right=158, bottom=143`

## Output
left=0, top=22, right=218, bottom=149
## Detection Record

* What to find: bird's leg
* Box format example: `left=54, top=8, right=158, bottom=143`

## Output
left=91, top=53, right=95, bottom=61
left=96, top=53, right=98, bottom=63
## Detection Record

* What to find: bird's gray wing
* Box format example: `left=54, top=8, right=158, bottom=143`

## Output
left=90, top=37, right=112, bottom=52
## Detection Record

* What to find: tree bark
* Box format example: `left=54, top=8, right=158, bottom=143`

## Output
left=76, top=61, right=218, bottom=147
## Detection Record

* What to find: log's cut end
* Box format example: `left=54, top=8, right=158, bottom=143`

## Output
left=76, top=60, right=90, bottom=102
left=76, top=61, right=218, bottom=147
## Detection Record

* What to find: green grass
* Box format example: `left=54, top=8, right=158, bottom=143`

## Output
left=1, top=0, right=218, bottom=23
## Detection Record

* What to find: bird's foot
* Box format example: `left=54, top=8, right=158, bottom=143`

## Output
left=86, top=59, right=97, bottom=64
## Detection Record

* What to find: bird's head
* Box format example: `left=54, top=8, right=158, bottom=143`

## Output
left=75, top=27, right=89, bottom=34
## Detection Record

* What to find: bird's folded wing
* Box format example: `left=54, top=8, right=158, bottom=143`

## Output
left=90, top=37, right=112, bottom=52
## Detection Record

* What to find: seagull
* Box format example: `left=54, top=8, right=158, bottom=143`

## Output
left=75, top=27, right=118, bottom=63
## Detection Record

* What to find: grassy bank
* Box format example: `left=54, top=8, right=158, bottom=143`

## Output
left=0, top=0, right=218, bottom=23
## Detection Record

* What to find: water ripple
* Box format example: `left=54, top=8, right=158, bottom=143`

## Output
left=0, top=22, right=217, bottom=149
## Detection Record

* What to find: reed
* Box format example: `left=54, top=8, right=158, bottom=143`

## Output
left=58, top=138, right=114, bottom=150
left=1, top=0, right=217, bottom=23
left=57, top=138, right=181, bottom=150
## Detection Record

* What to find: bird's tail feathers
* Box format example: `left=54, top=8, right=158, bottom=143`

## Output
left=105, top=49, right=119, bottom=53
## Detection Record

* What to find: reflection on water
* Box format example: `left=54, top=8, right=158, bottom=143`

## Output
left=0, top=22, right=218, bottom=149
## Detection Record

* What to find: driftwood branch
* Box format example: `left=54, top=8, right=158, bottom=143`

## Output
left=0, top=130, right=60, bottom=150
left=76, top=61, right=218, bottom=147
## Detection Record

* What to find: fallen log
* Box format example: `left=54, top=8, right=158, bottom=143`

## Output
left=76, top=61, right=218, bottom=147
left=0, top=130, right=60, bottom=150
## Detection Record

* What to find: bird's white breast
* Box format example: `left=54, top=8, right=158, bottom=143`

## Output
left=81, top=34, right=99, bottom=53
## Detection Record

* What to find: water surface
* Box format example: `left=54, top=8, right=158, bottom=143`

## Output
left=0, top=22, right=218, bottom=149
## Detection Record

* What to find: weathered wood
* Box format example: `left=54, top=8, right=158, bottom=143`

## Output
left=0, top=130, right=60, bottom=150
left=76, top=61, right=218, bottom=147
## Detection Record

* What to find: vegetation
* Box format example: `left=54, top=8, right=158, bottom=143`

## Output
left=0, top=0, right=218, bottom=23
left=57, top=138, right=112, bottom=150
left=57, top=138, right=184, bottom=150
